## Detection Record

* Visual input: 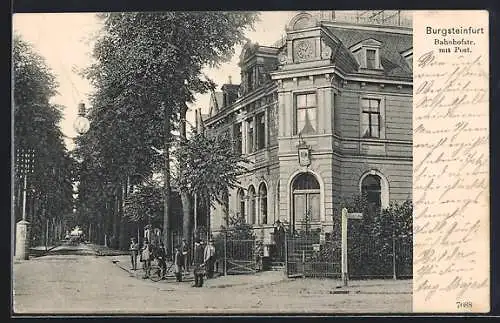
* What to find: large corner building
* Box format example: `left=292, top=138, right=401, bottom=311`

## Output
left=203, top=11, right=413, bottom=247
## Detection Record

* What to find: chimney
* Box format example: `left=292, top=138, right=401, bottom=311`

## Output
left=221, top=77, right=239, bottom=107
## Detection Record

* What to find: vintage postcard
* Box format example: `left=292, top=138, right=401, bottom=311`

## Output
left=11, top=10, right=490, bottom=315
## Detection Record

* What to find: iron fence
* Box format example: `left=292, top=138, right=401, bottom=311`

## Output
left=347, top=219, right=412, bottom=279
left=285, top=233, right=341, bottom=278
left=285, top=227, right=412, bottom=279
left=165, top=225, right=412, bottom=279
left=211, top=234, right=258, bottom=275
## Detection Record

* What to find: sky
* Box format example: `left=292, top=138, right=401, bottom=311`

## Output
left=12, top=11, right=297, bottom=150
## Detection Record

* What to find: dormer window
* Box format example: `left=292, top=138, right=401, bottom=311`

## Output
left=366, top=49, right=377, bottom=69
left=350, top=39, right=382, bottom=70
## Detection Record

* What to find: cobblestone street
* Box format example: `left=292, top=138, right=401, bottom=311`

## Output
left=13, top=243, right=412, bottom=314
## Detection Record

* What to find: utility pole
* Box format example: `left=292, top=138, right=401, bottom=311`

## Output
left=15, top=148, right=35, bottom=260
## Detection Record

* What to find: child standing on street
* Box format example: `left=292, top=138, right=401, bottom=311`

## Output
left=140, top=238, right=152, bottom=279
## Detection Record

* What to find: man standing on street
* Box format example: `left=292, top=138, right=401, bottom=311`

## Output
left=204, top=239, right=216, bottom=279
left=174, top=245, right=183, bottom=282
left=129, top=237, right=139, bottom=271
left=274, top=220, right=286, bottom=262
left=192, top=238, right=205, bottom=287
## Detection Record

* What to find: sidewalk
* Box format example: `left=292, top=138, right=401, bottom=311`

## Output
left=88, top=243, right=129, bottom=256
left=107, top=254, right=409, bottom=294
left=29, top=244, right=60, bottom=257
left=108, top=254, right=288, bottom=288
left=102, top=246, right=410, bottom=295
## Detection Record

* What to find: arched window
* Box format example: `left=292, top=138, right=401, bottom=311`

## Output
left=248, top=185, right=256, bottom=224
left=293, top=173, right=320, bottom=190
left=237, top=188, right=246, bottom=221
left=258, top=183, right=268, bottom=225
left=291, top=172, right=320, bottom=230
left=361, top=174, right=382, bottom=212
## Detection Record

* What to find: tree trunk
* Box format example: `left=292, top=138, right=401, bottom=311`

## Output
left=97, top=222, right=101, bottom=245
left=179, top=103, right=192, bottom=247
left=206, top=199, right=211, bottom=240
left=224, top=189, right=230, bottom=228
left=119, top=180, right=127, bottom=250
left=113, top=192, right=119, bottom=249
left=163, top=101, right=171, bottom=256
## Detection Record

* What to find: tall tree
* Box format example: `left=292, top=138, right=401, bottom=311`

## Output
left=13, top=34, right=75, bottom=245
left=173, top=128, right=249, bottom=238
left=79, top=12, right=258, bottom=253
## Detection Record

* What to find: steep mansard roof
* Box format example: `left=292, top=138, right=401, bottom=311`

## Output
left=325, top=25, right=412, bottom=78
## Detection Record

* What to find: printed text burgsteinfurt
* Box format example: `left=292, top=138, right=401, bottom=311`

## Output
left=426, top=26, right=485, bottom=53
left=414, top=11, right=489, bottom=313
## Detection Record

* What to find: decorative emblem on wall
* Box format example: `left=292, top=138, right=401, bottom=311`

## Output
left=321, top=40, right=333, bottom=60
left=297, top=134, right=311, bottom=167
left=294, top=39, right=315, bottom=61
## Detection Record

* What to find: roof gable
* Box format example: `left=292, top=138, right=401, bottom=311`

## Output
left=349, top=38, right=383, bottom=51
left=208, top=91, right=224, bottom=116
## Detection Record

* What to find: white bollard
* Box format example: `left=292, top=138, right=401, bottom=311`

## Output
left=15, top=220, right=30, bottom=260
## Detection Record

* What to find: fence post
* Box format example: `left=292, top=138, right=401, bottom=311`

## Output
left=341, top=208, right=348, bottom=287
left=284, top=233, right=288, bottom=277
left=223, top=233, right=227, bottom=276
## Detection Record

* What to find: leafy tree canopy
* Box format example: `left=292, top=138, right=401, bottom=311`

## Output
left=173, top=128, right=250, bottom=209
left=13, top=34, right=75, bottom=239
left=124, top=183, right=164, bottom=224
left=75, top=12, right=259, bottom=246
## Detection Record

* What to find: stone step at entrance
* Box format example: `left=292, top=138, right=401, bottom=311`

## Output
left=269, top=261, right=285, bottom=271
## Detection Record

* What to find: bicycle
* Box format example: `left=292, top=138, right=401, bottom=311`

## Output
left=149, top=258, right=176, bottom=282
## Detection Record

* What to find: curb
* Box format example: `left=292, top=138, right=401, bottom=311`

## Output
left=111, top=258, right=195, bottom=282
left=29, top=243, right=62, bottom=258
left=329, top=290, right=411, bottom=295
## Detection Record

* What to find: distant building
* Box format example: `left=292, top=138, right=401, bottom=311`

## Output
left=203, top=12, right=413, bottom=250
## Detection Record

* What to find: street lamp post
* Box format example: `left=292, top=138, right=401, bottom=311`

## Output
left=73, top=103, right=91, bottom=135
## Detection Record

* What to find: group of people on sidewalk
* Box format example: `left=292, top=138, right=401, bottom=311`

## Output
left=128, top=236, right=217, bottom=287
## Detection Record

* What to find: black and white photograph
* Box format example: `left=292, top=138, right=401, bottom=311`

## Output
left=12, top=10, right=415, bottom=314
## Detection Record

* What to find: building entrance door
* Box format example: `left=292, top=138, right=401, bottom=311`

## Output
left=291, top=173, right=320, bottom=233
left=292, top=192, right=320, bottom=232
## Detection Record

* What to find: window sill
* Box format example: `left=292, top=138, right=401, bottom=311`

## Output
left=361, top=136, right=382, bottom=140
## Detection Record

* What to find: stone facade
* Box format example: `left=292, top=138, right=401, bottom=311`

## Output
left=204, top=12, right=413, bottom=247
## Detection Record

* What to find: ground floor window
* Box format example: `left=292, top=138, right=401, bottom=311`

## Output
left=361, top=174, right=382, bottom=214
left=258, top=182, right=268, bottom=225
left=248, top=185, right=256, bottom=224
left=237, top=188, right=245, bottom=220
